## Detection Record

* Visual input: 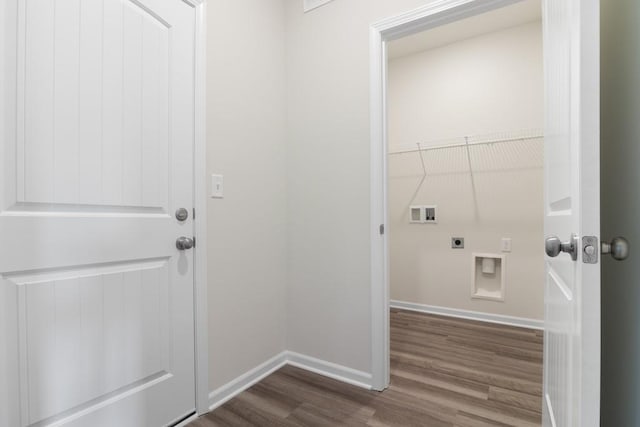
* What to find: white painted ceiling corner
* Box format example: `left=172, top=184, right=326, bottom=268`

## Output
left=304, top=0, right=335, bottom=13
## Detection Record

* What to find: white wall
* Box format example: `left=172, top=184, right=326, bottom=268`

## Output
left=206, top=0, right=288, bottom=391
left=285, top=0, right=436, bottom=375
left=206, top=0, right=545, bottom=388
left=388, top=22, right=543, bottom=145
left=601, top=0, right=640, bottom=424
left=388, top=22, right=544, bottom=320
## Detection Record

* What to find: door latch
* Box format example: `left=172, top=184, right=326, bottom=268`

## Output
left=582, top=236, right=598, bottom=264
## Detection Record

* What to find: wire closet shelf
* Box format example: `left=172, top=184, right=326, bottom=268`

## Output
left=387, top=129, right=544, bottom=221
left=387, top=129, right=544, bottom=156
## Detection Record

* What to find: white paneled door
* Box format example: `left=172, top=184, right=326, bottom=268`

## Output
left=0, top=0, right=197, bottom=426
left=542, top=0, right=600, bottom=426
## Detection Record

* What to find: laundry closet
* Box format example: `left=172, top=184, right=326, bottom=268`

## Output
left=387, top=0, right=544, bottom=326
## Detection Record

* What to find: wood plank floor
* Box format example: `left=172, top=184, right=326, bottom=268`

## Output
left=190, top=309, right=543, bottom=426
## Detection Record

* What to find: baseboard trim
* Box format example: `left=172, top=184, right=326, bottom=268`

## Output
left=208, top=351, right=373, bottom=412
left=207, top=304, right=540, bottom=413
left=285, top=351, right=373, bottom=390
left=173, top=413, right=198, bottom=427
left=208, top=351, right=288, bottom=411
left=209, top=351, right=372, bottom=411
left=390, top=300, right=544, bottom=330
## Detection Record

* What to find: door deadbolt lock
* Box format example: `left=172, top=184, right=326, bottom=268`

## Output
left=175, top=208, right=189, bottom=222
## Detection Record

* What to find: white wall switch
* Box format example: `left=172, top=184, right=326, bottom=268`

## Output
left=501, top=238, right=512, bottom=252
left=211, top=174, right=224, bottom=198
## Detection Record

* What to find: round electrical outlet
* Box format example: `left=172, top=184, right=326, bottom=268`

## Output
left=452, top=237, right=464, bottom=249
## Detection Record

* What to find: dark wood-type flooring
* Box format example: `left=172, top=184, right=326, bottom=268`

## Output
left=190, top=308, right=543, bottom=426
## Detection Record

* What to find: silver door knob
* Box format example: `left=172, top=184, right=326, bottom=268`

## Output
left=545, top=235, right=578, bottom=260
left=176, top=236, right=194, bottom=250
left=602, top=237, right=629, bottom=261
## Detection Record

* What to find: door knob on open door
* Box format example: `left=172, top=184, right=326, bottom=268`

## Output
left=176, top=236, right=194, bottom=250
left=602, top=237, right=629, bottom=261
left=545, top=235, right=578, bottom=260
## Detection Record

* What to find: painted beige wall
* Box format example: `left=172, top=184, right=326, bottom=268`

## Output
left=388, top=22, right=543, bottom=145
left=206, top=0, right=545, bottom=387
left=285, top=0, right=436, bottom=374
left=207, top=0, right=288, bottom=390
left=388, top=22, right=544, bottom=320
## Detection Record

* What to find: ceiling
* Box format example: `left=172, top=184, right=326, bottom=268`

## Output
left=387, top=0, right=542, bottom=60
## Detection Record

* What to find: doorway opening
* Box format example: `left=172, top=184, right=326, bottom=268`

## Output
left=373, top=0, right=544, bottom=422
left=374, top=0, right=604, bottom=424
left=370, top=1, right=547, bottom=422
left=386, top=0, right=544, bottom=331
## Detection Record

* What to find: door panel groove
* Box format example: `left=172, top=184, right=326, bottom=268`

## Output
left=3, top=257, right=169, bottom=283
left=28, top=371, right=173, bottom=427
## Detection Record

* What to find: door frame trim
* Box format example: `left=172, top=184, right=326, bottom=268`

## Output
left=368, top=0, right=526, bottom=391
left=191, top=0, right=209, bottom=416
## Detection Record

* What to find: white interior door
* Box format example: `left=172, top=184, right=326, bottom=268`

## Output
left=542, top=0, right=600, bottom=426
left=0, top=0, right=197, bottom=425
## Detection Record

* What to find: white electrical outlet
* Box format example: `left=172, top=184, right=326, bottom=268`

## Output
left=211, top=174, right=224, bottom=198
left=501, top=238, right=512, bottom=252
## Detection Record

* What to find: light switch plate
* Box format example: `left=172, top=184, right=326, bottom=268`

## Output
left=501, top=238, right=512, bottom=252
left=211, top=174, right=224, bottom=198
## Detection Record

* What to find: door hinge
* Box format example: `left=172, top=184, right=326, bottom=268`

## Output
left=582, top=236, right=598, bottom=264
left=379, top=224, right=385, bottom=235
